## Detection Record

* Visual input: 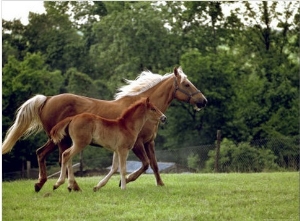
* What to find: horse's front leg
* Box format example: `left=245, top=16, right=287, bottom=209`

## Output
left=124, top=139, right=150, bottom=185
left=145, top=140, right=164, bottom=186
left=118, top=149, right=129, bottom=190
left=93, top=152, right=119, bottom=192
left=35, top=139, right=57, bottom=192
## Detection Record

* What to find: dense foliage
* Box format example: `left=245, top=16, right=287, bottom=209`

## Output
left=2, top=1, right=299, bottom=172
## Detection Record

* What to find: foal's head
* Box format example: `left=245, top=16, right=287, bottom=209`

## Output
left=144, top=97, right=167, bottom=124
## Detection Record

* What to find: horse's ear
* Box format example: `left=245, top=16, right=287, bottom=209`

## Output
left=174, top=67, right=179, bottom=76
left=144, top=97, right=150, bottom=108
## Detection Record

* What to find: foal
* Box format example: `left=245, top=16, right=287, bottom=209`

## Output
left=51, top=97, right=166, bottom=191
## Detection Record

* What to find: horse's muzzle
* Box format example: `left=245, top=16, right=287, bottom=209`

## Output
left=160, top=115, right=167, bottom=124
left=195, top=98, right=207, bottom=111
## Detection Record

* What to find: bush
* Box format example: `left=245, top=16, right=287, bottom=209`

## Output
left=266, top=137, right=299, bottom=170
left=205, top=139, right=279, bottom=172
left=187, top=153, right=201, bottom=171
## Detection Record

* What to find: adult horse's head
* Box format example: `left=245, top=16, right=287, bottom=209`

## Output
left=173, top=67, right=207, bottom=111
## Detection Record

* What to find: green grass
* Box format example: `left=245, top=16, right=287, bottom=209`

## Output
left=2, top=172, right=298, bottom=221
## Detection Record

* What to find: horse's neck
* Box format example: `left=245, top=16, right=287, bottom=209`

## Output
left=123, top=106, right=147, bottom=134
left=139, top=77, right=174, bottom=113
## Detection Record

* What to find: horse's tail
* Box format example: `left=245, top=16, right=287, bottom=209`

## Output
left=2, top=95, right=48, bottom=154
left=50, top=117, right=73, bottom=144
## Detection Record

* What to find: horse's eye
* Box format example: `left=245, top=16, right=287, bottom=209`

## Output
left=185, top=84, right=190, bottom=87
left=151, top=108, right=156, bottom=112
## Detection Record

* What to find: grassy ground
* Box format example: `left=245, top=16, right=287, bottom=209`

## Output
left=2, top=172, right=298, bottom=221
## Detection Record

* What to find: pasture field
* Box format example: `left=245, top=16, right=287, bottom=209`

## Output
left=2, top=172, right=298, bottom=221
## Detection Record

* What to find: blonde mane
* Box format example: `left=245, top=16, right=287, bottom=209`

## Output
left=114, top=67, right=187, bottom=100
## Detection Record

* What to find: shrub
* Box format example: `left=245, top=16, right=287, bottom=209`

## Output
left=205, top=138, right=279, bottom=172
left=187, top=153, right=201, bottom=171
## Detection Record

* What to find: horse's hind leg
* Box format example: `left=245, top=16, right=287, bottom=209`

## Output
left=145, top=141, right=164, bottom=186
left=35, top=140, right=56, bottom=192
left=125, top=140, right=164, bottom=186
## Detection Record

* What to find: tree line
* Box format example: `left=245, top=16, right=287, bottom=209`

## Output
left=2, top=1, right=299, bottom=172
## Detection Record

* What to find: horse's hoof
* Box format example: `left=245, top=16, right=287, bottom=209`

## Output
left=72, top=186, right=81, bottom=192
left=53, top=185, right=58, bottom=190
left=34, top=183, right=42, bottom=192
left=67, top=187, right=72, bottom=192
left=93, top=187, right=99, bottom=192
left=157, top=181, right=165, bottom=186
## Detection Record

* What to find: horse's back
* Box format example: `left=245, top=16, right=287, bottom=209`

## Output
left=40, top=93, right=118, bottom=134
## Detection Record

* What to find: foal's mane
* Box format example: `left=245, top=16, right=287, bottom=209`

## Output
left=118, top=98, right=147, bottom=121
left=114, top=67, right=187, bottom=100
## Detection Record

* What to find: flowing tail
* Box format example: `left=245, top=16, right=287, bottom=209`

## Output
left=50, top=117, right=73, bottom=144
left=2, top=95, right=48, bottom=154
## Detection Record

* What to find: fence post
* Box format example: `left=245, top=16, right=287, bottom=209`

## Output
left=214, top=130, right=221, bottom=173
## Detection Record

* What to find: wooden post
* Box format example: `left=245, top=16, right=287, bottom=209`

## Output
left=214, top=130, right=221, bottom=173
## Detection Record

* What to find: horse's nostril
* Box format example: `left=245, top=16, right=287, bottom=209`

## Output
left=197, top=99, right=207, bottom=108
left=160, top=116, right=167, bottom=123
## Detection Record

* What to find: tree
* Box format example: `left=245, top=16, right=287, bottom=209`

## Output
left=159, top=48, right=237, bottom=147
left=25, top=5, right=87, bottom=74
left=2, top=52, right=63, bottom=172
left=89, top=1, right=180, bottom=91
left=2, top=2, right=299, bottom=174
left=65, top=68, right=113, bottom=99
left=2, top=19, right=27, bottom=65
left=232, top=1, right=299, bottom=140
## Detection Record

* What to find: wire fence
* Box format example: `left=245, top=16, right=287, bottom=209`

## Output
left=2, top=137, right=299, bottom=181
left=128, top=137, right=299, bottom=173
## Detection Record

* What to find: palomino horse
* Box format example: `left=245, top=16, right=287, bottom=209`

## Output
left=51, top=97, right=166, bottom=191
left=2, top=67, right=207, bottom=192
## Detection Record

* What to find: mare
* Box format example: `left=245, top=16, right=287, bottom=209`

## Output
left=51, top=97, right=166, bottom=190
left=2, top=67, right=207, bottom=192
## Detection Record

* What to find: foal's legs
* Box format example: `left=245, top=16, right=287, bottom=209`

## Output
left=35, top=140, right=57, bottom=192
left=58, top=138, right=81, bottom=191
left=53, top=144, right=83, bottom=190
left=93, top=152, right=119, bottom=192
left=118, top=148, right=129, bottom=190
left=145, top=141, right=164, bottom=186
left=66, top=158, right=78, bottom=192
left=53, top=148, right=70, bottom=190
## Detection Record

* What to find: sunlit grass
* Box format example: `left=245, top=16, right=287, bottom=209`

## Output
left=2, top=172, right=298, bottom=221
